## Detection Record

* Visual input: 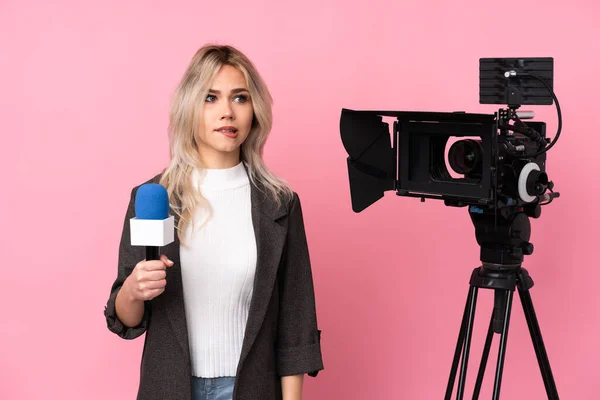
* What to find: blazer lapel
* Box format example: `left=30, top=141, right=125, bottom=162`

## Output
left=237, top=182, right=287, bottom=373
left=162, top=214, right=190, bottom=358
left=148, top=173, right=190, bottom=357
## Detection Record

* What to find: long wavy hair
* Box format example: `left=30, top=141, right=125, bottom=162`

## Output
left=159, top=44, right=293, bottom=244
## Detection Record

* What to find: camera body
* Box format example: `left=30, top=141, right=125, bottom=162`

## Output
left=341, top=108, right=552, bottom=214
left=340, top=58, right=558, bottom=218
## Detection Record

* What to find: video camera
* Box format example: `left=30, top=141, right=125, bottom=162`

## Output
left=340, top=57, right=561, bottom=265
left=340, top=57, right=560, bottom=212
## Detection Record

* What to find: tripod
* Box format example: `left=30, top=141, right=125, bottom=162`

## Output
left=444, top=208, right=559, bottom=400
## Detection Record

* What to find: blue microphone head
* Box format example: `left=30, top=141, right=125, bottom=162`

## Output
left=134, top=183, right=169, bottom=220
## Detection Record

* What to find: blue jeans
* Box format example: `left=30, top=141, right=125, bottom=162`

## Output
left=192, top=376, right=235, bottom=400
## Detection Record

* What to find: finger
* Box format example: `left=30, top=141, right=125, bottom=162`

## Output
left=144, top=279, right=166, bottom=290
left=160, top=254, right=175, bottom=267
left=142, top=260, right=170, bottom=271
left=137, top=279, right=165, bottom=292
left=144, top=288, right=165, bottom=300
left=145, top=269, right=167, bottom=281
left=134, top=259, right=147, bottom=270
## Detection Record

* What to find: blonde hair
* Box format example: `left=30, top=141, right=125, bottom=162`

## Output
left=159, top=44, right=293, bottom=244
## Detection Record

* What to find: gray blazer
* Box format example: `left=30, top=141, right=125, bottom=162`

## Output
left=104, top=173, right=324, bottom=400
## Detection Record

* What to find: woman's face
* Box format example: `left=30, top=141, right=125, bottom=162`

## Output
left=197, top=64, right=254, bottom=167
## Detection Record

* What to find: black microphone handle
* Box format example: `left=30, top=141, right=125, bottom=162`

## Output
left=146, top=246, right=160, bottom=261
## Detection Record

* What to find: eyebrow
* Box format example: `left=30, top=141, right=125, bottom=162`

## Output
left=208, top=88, right=249, bottom=94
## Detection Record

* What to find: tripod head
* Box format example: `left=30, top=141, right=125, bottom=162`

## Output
left=470, top=205, right=533, bottom=268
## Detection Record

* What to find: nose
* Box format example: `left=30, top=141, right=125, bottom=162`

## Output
left=220, top=101, right=234, bottom=120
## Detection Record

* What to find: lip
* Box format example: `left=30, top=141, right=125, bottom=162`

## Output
left=215, top=126, right=238, bottom=138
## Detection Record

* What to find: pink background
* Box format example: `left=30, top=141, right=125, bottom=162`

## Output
left=2, top=0, right=599, bottom=398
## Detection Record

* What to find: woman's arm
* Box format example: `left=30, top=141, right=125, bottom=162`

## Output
left=281, top=374, right=304, bottom=400
left=115, top=280, right=145, bottom=327
left=275, top=193, right=324, bottom=377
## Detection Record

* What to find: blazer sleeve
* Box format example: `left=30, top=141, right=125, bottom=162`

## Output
left=275, top=192, right=324, bottom=377
left=103, top=186, right=150, bottom=340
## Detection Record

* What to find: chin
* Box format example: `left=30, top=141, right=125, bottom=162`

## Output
left=214, top=145, right=241, bottom=154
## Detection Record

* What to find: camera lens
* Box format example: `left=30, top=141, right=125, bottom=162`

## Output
left=448, top=139, right=483, bottom=175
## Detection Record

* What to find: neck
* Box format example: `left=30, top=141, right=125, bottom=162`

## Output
left=197, top=148, right=241, bottom=169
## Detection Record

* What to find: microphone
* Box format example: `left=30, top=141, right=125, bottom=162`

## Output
left=130, top=183, right=175, bottom=261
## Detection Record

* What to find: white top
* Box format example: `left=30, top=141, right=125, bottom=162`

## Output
left=179, top=162, right=257, bottom=378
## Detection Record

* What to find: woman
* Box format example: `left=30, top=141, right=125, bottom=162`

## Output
left=104, top=44, right=324, bottom=400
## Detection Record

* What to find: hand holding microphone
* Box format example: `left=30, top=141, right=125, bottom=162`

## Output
left=116, top=183, right=175, bottom=326
left=125, top=255, right=174, bottom=301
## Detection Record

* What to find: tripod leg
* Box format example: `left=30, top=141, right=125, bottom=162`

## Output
left=492, top=289, right=514, bottom=400
left=518, top=285, right=560, bottom=399
left=456, top=286, right=479, bottom=400
left=445, top=288, right=472, bottom=400
left=444, top=290, right=471, bottom=400
left=472, top=313, right=495, bottom=400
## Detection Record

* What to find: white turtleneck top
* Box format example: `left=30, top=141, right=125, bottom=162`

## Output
left=179, top=162, right=257, bottom=378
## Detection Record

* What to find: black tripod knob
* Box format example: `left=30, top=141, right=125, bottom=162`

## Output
left=522, top=242, right=534, bottom=255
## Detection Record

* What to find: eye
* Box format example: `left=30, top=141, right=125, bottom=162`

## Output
left=233, top=95, right=249, bottom=103
left=205, top=94, right=217, bottom=102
